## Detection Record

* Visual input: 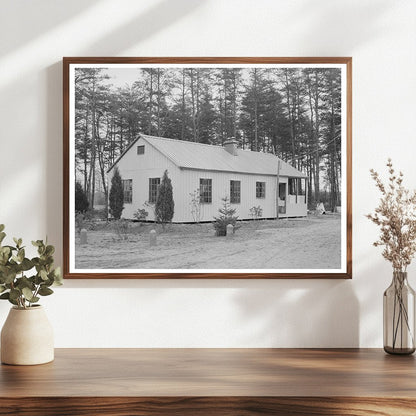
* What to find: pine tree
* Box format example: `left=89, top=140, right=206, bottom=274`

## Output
left=213, top=196, right=239, bottom=236
left=109, top=167, right=124, bottom=219
left=155, top=170, right=174, bottom=226
left=198, top=88, right=217, bottom=144
left=75, top=181, right=89, bottom=213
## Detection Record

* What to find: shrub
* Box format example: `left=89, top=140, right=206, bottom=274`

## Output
left=249, top=205, right=263, bottom=220
left=213, top=196, right=239, bottom=236
left=155, top=170, right=174, bottom=226
left=189, top=188, right=203, bottom=223
left=134, top=208, right=149, bottom=222
left=75, top=182, right=89, bottom=213
left=109, top=167, right=124, bottom=220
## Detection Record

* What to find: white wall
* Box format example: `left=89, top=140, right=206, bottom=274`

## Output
left=1, top=0, right=415, bottom=348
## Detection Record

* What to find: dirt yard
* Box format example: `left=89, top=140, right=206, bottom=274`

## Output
left=75, top=214, right=342, bottom=270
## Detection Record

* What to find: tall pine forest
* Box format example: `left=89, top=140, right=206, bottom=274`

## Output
left=75, top=67, right=342, bottom=213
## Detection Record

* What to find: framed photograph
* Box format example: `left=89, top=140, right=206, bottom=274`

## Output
left=63, top=57, right=352, bottom=279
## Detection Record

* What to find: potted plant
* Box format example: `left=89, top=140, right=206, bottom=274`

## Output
left=0, top=224, right=62, bottom=365
left=367, top=160, right=416, bottom=354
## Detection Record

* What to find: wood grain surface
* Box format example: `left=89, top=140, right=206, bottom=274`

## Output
left=1, top=348, right=414, bottom=415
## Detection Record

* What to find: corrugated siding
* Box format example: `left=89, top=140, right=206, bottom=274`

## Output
left=109, top=137, right=181, bottom=221
left=174, top=170, right=275, bottom=222
left=110, top=137, right=307, bottom=222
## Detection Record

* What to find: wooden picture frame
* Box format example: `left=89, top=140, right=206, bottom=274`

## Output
left=63, top=57, right=352, bottom=279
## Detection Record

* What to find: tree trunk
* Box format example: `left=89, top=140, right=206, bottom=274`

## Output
left=190, top=69, right=197, bottom=142
left=157, top=69, right=161, bottom=136
left=284, top=69, right=296, bottom=162
left=148, top=70, right=153, bottom=135
left=181, top=69, right=186, bottom=140
left=313, top=70, right=320, bottom=204
left=253, top=69, right=258, bottom=151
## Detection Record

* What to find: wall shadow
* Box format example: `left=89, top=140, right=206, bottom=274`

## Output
left=289, top=0, right=393, bottom=52
left=46, top=0, right=205, bottom=266
left=83, top=0, right=205, bottom=55
left=232, top=279, right=359, bottom=347
left=0, top=0, right=101, bottom=56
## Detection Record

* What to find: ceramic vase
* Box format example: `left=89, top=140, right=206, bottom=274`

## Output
left=1, top=305, right=54, bottom=365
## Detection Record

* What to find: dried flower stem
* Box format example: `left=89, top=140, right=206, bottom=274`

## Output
left=366, top=159, right=416, bottom=272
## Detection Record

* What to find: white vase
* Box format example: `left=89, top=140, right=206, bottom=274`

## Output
left=1, top=305, right=54, bottom=365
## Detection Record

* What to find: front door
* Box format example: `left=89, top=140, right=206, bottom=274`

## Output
left=278, top=183, right=286, bottom=215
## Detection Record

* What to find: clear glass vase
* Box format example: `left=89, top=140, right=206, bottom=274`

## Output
left=383, top=271, right=415, bottom=355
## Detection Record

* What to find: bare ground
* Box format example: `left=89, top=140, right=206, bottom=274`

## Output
left=75, top=214, right=341, bottom=270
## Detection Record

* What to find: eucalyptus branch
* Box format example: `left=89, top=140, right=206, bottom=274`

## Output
left=0, top=224, right=62, bottom=309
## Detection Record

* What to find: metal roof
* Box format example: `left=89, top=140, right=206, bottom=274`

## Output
left=108, top=134, right=307, bottom=177
left=141, top=135, right=307, bottom=178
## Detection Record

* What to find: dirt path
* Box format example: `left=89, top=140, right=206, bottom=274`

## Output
left=75, top=215, right=341, bottom=270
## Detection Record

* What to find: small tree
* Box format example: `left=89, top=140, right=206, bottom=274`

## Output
left=155, top=170, right=174, bottom=226
left=109, top=167, right=124, bottom=220
left=189, top=188, right=203, bottom=223
left=75, top=182, right=89, bottom=213
left=213, top=196, right=239, bottom=236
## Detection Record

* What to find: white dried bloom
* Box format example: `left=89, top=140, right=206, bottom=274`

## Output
left=367, top=159, right=416, bottom=272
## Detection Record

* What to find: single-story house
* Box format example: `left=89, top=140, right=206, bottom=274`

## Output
left=107, top=134, right=308, bottom=222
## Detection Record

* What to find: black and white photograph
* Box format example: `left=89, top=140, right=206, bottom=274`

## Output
left=64, top=58, right=351, bottom=278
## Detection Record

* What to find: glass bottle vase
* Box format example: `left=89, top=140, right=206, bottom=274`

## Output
left=383, top=271, right=415, bottom=355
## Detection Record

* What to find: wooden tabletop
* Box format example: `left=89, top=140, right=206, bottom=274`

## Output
left=1, top=348, right=416, bottom=415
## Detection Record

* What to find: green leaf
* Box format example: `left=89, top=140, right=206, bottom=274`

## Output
left=21, top=289, right=39, bottom=303
left=17, top=276, right=35, bottom=290
left=52, top=267, right=63, bottom=286
left=9, top=288, right=21, bottom=301
left=0, top=224, right=4, bottom=232
left=0, top=246, right=10, bottom=255
left=0, top=232, right=6, bottom=244
left=45, top=245, right=55, bottom=256
left=34, top=274, right=43, bottom=285
left=17, top=248, right=25, bottom=263
left=39, top=269, right=48, bottom=281
left=38, top=287, right=53, bottom=296
left=20, top=258, right=33, bottom=271
left=22, top=287, right=36, bottom=302
left=0, top=286, right=7, bottom=294
left=2, top=271, right=17, bottom=285
left=0, top=248, right=10, bottom=265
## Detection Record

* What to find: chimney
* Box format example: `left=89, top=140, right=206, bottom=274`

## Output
left=223, top=138, right=238, bottom=156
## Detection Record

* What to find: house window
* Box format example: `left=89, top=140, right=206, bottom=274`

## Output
left=298, top=178, right=306, bottom=196
left=137, top=145, right=145, bottom=155
left=148, top=178, right=160, bottom=203
left=256, top=182, right=266, bottom=199
left=230, top=180, right=241, bottom=204
left=200, top=179, right=212, bottom=203
left=289, top=178, right=297, bottom=196
left=122, top=179, right=132, bottom=204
